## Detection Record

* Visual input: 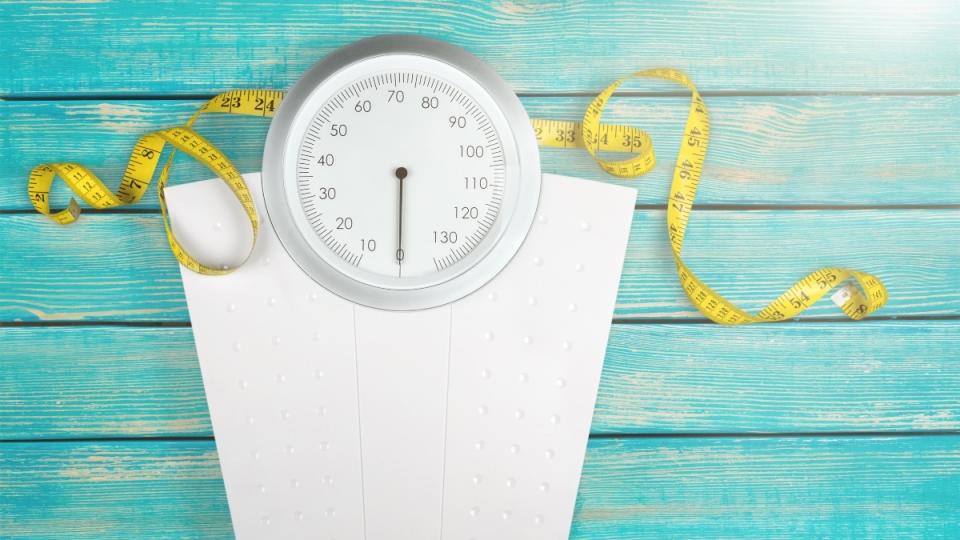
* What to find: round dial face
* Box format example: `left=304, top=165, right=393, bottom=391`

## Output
left=295, top=70, right=505, bottom=279
left=263, top=37, right=540, bottom=310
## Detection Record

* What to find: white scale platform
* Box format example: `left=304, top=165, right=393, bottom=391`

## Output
left=167, top=172, right=635, bottom=539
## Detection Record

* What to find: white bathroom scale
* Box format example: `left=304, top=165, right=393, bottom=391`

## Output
left=166, top=35, right=636, bottom=540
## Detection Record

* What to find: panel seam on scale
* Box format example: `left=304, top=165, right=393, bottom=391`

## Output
left=438, top=303, right=454, bottom=537
left=352, top=303, right=369, bottom=540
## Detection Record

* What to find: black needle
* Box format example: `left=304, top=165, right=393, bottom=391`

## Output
left=395, top=167, right=407, bottom=273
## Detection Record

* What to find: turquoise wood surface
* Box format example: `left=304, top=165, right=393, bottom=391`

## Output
left=2, top=321, right=959, bottom=440
left=1, top=1, right=958, bottom=538
left=2, top=210, right=957, bottom=322
left=3, top=1, right=958, bottom=94
left=3, top=96, right=959, bottom=208
left=2, top=437, right=958, bottom=538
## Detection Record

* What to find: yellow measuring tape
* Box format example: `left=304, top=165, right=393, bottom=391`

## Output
left=28, top=90, right=282, bottom=275
left=27, top=70, right=887, bottom=324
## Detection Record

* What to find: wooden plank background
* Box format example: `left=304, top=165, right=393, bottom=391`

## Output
left=3, top=96, right=959, bottom=208
left=3, top=1, right=958, bottom=94
left=2, top=321, right=959, bottom=440
left=1, top=1, right=958, bottom=538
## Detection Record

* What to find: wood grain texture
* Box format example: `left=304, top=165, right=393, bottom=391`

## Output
left=1, top=209, right=955, bottom=323
left=0, top=441, right=232, bottom=539
left=572, top=436, right=960, bottom=539
left=0, top=327, right=209, bottom=440
left=2, top=437, right=957, bottom=539
left=2, top=322, right=958, bottom=440
left=2, top=0, right=958, bottom=96
left=595, top=322, right=960, bottom=434
left=3, top=95, right=958, bottom=209
left=2, top=0, right=958, bottom=536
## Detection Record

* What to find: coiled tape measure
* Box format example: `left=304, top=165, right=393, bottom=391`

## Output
left=27, top=37, right=887, bottom=323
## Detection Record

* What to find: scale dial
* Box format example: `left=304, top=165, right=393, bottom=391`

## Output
left=295, top=71, right=506, bottom=278
left=263, top=36, right=541, bottom=310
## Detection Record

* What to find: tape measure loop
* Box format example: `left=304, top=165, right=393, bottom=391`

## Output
left=27, top=90, right=285, bottom=275
left=562, top=67, right=888, bottom=324
left=578, top=75, right=658, bottom=178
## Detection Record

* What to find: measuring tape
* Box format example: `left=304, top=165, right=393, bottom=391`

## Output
left=28, top=90, right=282, bottom=274
left=27, top=71, right=887, bottom=323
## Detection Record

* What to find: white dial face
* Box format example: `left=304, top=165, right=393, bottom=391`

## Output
left=290, top=60, right=507, bottom=283
left=267, top=41, right=541, bottom=310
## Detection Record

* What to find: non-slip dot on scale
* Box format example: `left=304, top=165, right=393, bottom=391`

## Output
left=169, top=172, right=635, bottom=539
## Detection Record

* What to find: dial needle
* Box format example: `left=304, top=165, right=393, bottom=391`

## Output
left=395, top=167, right=407, bottom=274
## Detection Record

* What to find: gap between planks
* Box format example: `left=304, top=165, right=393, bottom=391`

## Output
left=4, top=431, right=960, bottom=445
left=3, top=90, right=960, bottom=102
left=3, top=314, right=960, bottom=328
left=4, top=204, right=960, bottom=216
left=4, top=426, right=959, bottom=444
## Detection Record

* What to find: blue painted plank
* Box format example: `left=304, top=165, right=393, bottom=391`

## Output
left=572, top=436, right=960, bottom=539
left=0, top=209, right=955, bottom=323
left=0, top=214, right=187, bottom=322
left=3, top=96, right=958, bottom=209
left=2, top=1, right=958, bottom=96
left=1, top=322, right=958, bottom=440
left=0, top=327, right=210, bottom=440
left=1, top=437, right=957, bottom=538
left=618, top=208, right=959, bottom=319
left=595, top=321, right=960, bottom=434
left=0, top=441, right=233, bottom=539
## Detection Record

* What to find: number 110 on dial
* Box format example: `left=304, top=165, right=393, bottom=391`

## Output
left=295, top=71, right=506, bottom=279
